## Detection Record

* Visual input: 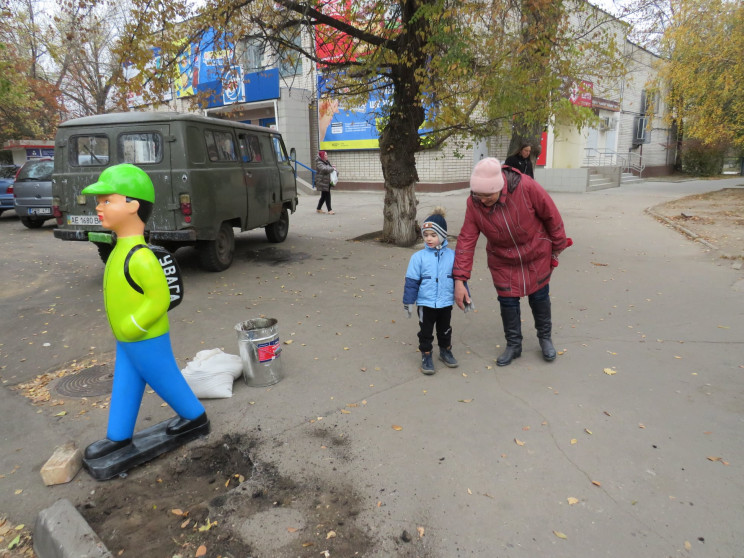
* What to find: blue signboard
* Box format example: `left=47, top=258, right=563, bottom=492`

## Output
left=26, top=148, right=54, bottom=159
left=318, top=74, right=384, bottom=150
left=175, top=29, right=280, bottom=107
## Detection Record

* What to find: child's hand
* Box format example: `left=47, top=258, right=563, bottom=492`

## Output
left=403, top=304, right=412, bottom=319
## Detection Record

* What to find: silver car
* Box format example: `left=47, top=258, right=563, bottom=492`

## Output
left=13, top=159, right=54, bottom=228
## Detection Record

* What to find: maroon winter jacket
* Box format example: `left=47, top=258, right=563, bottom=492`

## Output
left=453, top=169, right=568, bottom=297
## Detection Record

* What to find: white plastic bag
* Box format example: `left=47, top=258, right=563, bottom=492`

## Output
left=329, top=169, right=338, bottom=186
left=181, top=348, right=244, bottom=399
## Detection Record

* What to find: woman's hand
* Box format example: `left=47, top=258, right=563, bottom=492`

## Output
left=454, top=280, right=470, bottom=311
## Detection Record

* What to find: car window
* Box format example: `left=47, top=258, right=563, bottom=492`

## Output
left=118, top=132, right=163, bottom=164
left=71, top=135, right=110, bottom=166
left=272, top=137, right=288, bottom=163
left=204, top=130, right=237, bottom=162
left=237, top=133, right=264, bottom=163
left=17, top=160, right=54, bottom=181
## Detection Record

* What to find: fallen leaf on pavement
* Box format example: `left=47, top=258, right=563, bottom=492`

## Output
left=417, top=526, right=425, bottom=538
left=458, top=399, right=473, bottom=403
left=567, top=497, right=579, bottom=505
left=515, top=438, right=525, bottom=446
left=287, top=527, right=298, bottom=533
left=553, top=530, right=567, bottom=539
left=570, top=439, right=577, bottom=445
left=603, top=368, right=616, bottom=375
left=392, top=425, right=403, bottom=431
left=326, top=530, right=337, bottom=539
left=195, top=545, right=207, bottom=557
left=585, top=428, right=593, bottom=435
left=592, top=480, right=601, bottom=487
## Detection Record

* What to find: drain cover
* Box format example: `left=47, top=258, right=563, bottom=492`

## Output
left=55, top=364, right=114, bottom=398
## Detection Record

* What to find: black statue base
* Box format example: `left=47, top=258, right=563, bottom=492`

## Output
left=83, top=416, right=210, bottom=481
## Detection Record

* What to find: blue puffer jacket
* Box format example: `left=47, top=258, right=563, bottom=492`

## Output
left=403, top=240, right=455, bottom=308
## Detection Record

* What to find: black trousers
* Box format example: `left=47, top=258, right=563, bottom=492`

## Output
left=317, top=190, right=332, bottom=211
left=417, top=305, right=453, bottom=353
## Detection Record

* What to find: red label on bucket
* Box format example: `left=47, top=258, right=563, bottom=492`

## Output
left=257, top=339, right=279, bottom=363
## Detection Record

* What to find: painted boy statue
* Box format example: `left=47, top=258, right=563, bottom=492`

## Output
left=82, top=164, right=208, bottom=464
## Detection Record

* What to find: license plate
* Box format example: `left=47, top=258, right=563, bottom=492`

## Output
left=29, top=207, right=52, bottom=216
left=67, top=215, right=100, bottom=226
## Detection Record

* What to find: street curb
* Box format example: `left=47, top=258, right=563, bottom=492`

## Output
left=33, top=499, right=112, bottom=558
left=645, top=208, right=720, bottom=251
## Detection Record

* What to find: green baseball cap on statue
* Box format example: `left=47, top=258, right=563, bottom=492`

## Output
left=82, top=163, right=155, bottom=203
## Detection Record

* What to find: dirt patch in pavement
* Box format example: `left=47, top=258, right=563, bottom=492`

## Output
left=78, top=433, right=376, bottom=558
left=650, top=187, right=744, bottom=259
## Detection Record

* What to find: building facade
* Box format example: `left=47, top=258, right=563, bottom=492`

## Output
left=132, top=3, right=674, bottom=193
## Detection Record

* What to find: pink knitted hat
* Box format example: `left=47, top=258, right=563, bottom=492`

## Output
left=470, top=157, right=505, bottom=195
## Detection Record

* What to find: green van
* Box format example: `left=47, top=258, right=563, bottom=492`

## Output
left=52, top=112, right=298, bottom=271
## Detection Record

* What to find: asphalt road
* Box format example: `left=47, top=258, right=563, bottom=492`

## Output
left=1, top=176, right=743, bottom=557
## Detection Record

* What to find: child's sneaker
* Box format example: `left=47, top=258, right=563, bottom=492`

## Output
left=439, top=347, right=459, bottom=368
left=420, top=352, right=435, bottom=375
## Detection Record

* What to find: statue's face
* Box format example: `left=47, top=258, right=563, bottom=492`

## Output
left=95, top=193, right=139, bottom=232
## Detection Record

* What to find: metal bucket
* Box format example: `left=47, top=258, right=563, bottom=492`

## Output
left=235, top=318, right=283, bottom=387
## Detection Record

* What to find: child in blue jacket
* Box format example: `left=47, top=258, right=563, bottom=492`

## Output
left=403, top=207, right=459, bottom=375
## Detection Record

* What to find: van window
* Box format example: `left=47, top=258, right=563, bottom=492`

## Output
left=272, top=137, right=288, bottom=163
left=243, top=134, right=263, bottom=163
left=118, top=132, right=163, bottom=164
left=71, top=135, right=109, bottom=166
left=205, top=130, right=237, bottom=162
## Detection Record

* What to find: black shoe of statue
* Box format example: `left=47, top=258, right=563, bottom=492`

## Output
left=84, top=438, right=133, bottom=460
left=166, top=412, right=209, bottom=436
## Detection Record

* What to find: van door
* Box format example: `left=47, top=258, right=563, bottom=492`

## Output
left=238, top=132, right=277, bottom=228
left=116, top=125, right=174, bottom=233
left=271, top=135, right=296, bottom=204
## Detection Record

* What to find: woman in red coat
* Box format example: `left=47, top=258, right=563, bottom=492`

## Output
left=453, top=157, right=569, bottom=366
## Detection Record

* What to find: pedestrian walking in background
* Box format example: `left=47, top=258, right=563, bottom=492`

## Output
left=315, top=150, right=336, bottom=215
left=504, top=143, right=534, bottom=178
left=453, top=157, right=569, bottom=366
left=403, top=208, right=459, bottom=375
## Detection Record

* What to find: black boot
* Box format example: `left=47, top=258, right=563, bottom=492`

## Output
left=530, top=297, right=556, bottom=361
left=497, top=305, right=522, bottom=366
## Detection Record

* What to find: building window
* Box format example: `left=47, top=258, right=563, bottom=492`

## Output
left=279, top=32, right=303, bottom=77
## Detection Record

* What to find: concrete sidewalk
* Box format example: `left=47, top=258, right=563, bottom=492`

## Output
left=3, top=176, right=743, bottom=557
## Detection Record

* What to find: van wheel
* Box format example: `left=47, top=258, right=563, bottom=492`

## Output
left=265, top=208, right=289, bottom=243
left=20, top=217, right=45, bottom=229
left=94, top=242, right=114, bottom=264
left=198, top=222, right=235, bottom=271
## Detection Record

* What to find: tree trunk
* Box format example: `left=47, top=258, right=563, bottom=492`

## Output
left=378, top=69, right=425, bottom=246
left=381, top=180, right=417, bottom=246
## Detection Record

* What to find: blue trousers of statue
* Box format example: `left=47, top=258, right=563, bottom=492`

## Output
left=107, top=333, right=205, bottom=441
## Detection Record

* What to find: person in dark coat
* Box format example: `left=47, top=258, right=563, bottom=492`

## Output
left=315, top=150, right=336, bottom=215
left=504, top=143, right=534, bottom=178
left=453, top=157, right=569, bottom=366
